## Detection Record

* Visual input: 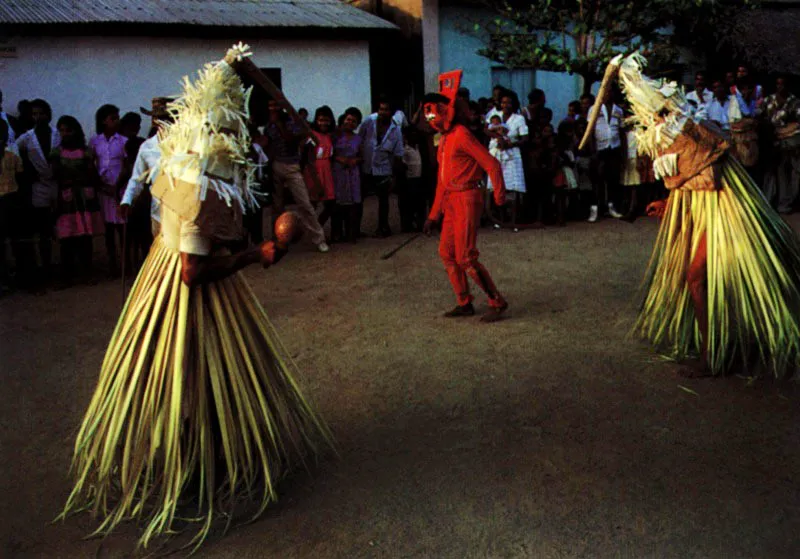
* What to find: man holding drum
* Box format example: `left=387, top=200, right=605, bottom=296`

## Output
left=762, top=75, right=800, bottom=214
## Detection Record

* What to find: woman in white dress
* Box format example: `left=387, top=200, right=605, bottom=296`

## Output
left=487, top=92, right=528, bottom=228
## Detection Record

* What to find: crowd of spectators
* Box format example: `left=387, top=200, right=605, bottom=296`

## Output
left=0, top=62, right=798, bottom=295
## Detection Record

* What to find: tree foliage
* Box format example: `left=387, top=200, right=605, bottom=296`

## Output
left=474, top=0, right=758, bottom=93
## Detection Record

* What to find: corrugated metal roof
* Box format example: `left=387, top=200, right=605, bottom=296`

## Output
left=0, top=0, right=398, bottom=30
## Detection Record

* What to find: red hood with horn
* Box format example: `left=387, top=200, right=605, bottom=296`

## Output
left=424, top=70, right=463, bottom=133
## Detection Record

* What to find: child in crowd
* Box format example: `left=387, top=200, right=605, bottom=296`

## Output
left=573, top=97, right=595, bottom=215
left=51, top=116, right=103, bottom=286
left=467, top=101, right=487, bottom=146
left=552, top=121, right=579, bottom=226
left=399, top=126, right=426, bottom=232
left=304, top=106, right=336, bottom=235
left=0, top=119, right=24, bottom=293
left=332, top=108, right=363, bottom=243
left=487, top=114, right=512, bottom=162
left=297, top=107, right=309, bottom=124
left=89, top=104, right=127, bottom=277
left=538, top=123, right=557, bottom=223
left=562, top=101, right=581, bottom=124
left=119, top=112, right=142, bottom=142
left=538, top=107, right=554, bottom=130
left=618, top=112, right=656, bottom=222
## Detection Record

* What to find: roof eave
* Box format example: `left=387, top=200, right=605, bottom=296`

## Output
left=2, top=21, right=400, bottom=38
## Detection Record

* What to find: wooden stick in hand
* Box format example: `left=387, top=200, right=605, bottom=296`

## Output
left=224, top=52, right=312, bottom=137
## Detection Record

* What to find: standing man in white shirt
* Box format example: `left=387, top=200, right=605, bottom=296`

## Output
left=120, top=97, right=174, bottom=236
left=587, top=86, right=625, bottom=222
left=16, top=99, right=60, bottom=289
left=686, top=71, right=713, bottom=121
left=706, top=79, right=733, bottom=133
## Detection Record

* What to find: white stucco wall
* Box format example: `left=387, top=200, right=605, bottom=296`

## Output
left=0, top=36, right=371, bottom=135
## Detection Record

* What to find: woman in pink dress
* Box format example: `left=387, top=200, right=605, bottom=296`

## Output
left=303, top=106, right=336, bottom=235
left=89, top=104, right=127, bottom=277
left=51, top=116, right=104, bottom=286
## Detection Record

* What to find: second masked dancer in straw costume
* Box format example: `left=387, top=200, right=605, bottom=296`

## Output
left=422, top=71, right=509, bottom=323
left=580, top=53, right=800, bottom=378
left=59, top=44, right=334, bottom=551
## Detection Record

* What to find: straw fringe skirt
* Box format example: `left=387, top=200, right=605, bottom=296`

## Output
left=635, top=157, right=800, bottom=377
left=61, top=236, right=334, bottom=550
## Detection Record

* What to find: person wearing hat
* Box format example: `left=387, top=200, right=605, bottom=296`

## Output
left=119, top=97, right=174, bottom=235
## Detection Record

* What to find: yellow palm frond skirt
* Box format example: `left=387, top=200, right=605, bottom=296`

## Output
left=635, top=157, right=800, bottom=377
left=59, top=236, right=334, bottom=551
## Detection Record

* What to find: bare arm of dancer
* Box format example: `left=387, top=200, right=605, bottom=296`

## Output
left=646, top=199, right=668, bottom=218
left=180, top=240, right=287, bottom=286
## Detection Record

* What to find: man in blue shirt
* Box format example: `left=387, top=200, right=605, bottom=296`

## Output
left=359, top=97, right=404, bottom=237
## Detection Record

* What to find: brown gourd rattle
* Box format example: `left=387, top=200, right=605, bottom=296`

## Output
left=274, top=211, right=303, bottom=247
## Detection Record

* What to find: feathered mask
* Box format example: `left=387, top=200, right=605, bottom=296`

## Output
left=579, top=52, right=690, bottom=158
left=152, top=43, right=259, bottom=214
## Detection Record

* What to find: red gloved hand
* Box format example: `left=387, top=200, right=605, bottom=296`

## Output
left=422, top=219, right=439, bottom=236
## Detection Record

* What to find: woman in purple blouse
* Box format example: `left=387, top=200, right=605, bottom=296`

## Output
left=332, top=108, right=363, bottom=243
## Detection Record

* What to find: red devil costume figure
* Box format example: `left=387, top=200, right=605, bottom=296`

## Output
left=422, top=71, right=509, bottom=322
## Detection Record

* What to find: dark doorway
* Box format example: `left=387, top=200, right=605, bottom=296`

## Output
left=241, top=67, right=282, bottom=126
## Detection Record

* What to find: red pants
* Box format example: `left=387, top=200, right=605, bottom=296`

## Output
left=438, top=189, right=505, bottom=308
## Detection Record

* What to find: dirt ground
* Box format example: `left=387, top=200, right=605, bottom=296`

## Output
left=2, top=199, right=799, bottom=558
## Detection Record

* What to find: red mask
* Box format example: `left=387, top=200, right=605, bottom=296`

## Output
left=423, top=101, right=452, bottom=133
left=423, top=70, right=463, bottom=132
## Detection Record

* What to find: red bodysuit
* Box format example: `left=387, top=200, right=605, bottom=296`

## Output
left=429, top=124, right=507, bottom=309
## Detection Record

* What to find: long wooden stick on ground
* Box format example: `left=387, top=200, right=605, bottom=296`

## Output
left=381, top=234, right=422, bottom=260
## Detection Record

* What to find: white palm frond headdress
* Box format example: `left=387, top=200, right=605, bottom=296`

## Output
left=615, top=53, right=691, bottom=158
left=151, top=43, right=258, bottom=213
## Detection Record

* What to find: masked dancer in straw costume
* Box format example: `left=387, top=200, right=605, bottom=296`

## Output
left=59, top=44, right=334, bottom=550
left=580, top=53, right=800, bottom=378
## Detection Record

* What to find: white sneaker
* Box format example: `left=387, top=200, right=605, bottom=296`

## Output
left=588, top=205, right=598, bottom=222
left=317, top=242, right=330, bottom=253
left=608, top=203, right=623, bottom=219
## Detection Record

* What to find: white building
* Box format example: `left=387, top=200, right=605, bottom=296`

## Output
left=0, top=0, right=398, bottom=134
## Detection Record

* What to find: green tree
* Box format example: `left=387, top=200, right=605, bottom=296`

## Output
left=474, top=0, right=757, bottom=95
